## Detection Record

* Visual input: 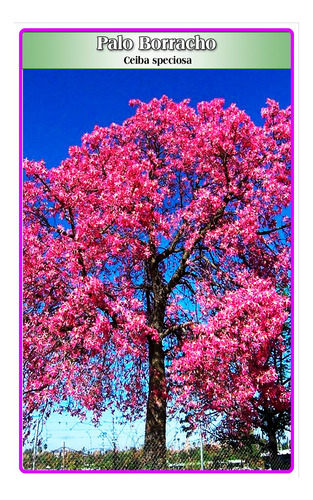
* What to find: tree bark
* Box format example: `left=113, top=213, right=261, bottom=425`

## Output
left=143, top=336, right=167, bottom=469
left=267, top=427, right=278, bottom=470
left=142, top=248, right=168, bottom=469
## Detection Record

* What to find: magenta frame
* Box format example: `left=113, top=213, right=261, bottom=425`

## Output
left=19, top=26, right=295, bottom=474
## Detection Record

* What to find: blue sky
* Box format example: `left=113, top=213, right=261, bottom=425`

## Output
left=22, top=68, right=291, bottom=452
left=23, top=69, right=291, bottom=167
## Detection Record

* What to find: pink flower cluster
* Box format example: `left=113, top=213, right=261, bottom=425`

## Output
left=168, top=276, right=290, bottom=430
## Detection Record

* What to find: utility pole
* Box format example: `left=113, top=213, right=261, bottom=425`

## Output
left=112, top=417, right=117, bottom=469
left=62, top=442, right=66, bottom=470
left=32, top=418, right=40, bottom=470
left=199, top=425, right=204, bottom=471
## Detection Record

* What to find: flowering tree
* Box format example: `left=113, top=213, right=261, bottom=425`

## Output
left=23, top=96, right=291, bottom=468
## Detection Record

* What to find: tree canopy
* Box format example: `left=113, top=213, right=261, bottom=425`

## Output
left=23, top=96, right=291, bottom=464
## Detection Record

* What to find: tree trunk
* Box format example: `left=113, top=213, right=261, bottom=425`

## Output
left=268, top=428, right=279, bottom=470
left=143, top=336, right=167, bottom=469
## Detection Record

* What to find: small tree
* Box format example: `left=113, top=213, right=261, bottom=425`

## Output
left=23, top=96, right=291, bottom=468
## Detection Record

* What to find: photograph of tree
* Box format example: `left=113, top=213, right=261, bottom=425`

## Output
left=22, top=67, right=291, bottom=471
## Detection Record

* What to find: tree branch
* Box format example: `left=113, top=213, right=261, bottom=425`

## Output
left=257, top=224, right=290, bottom=236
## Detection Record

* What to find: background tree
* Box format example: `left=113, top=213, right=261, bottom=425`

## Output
left=170, top=279, right=291, bottom=468
left=23, top=96, right=291, bottom=468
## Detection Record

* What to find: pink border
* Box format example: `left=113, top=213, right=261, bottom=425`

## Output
left=19, top=27, right=294, bottom=474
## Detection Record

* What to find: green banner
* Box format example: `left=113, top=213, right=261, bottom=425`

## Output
left=21, top=30, right=292, bottom=69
